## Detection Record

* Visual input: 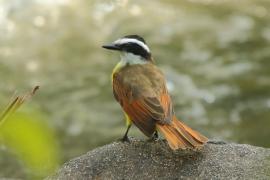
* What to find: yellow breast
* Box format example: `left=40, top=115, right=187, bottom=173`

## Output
left=111, top=60, right=126, bottom=81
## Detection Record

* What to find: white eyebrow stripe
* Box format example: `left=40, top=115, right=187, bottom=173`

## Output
left=114, top=38, right=150, bottom=52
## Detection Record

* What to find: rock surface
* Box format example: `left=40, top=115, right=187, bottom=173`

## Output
left=47, top=138, right=270, bottom=180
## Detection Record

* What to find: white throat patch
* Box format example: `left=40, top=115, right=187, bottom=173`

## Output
left=120, top=52, right=148, bottom=65
left=112, top=52, right=147, bottom=77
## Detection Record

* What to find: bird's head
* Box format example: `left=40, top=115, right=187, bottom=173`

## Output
left=102, top=35, right=152, bottom=63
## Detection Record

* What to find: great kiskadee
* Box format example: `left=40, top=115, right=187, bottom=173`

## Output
left=102, top=35, right=208, bottom=150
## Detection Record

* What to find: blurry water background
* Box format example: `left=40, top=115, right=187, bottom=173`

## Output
left=0, top=0, right=270, bottom=178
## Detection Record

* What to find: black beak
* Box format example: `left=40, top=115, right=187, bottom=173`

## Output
left=102, top=44, right=121, bottom=51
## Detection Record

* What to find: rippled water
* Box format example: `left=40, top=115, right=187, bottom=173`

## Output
left=0, top=0, right=270, bottom=178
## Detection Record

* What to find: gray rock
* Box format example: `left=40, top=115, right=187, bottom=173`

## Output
left=47, top=138, right=270, bottom=180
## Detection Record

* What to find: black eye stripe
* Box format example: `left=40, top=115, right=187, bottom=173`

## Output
left=120, top=43, right=150, bottom=59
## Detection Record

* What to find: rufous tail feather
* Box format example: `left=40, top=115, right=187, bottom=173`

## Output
left=157, top=116, right=208, bottom=150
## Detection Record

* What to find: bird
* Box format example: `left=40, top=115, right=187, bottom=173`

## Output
left=102, top=35, right=208, bottom=150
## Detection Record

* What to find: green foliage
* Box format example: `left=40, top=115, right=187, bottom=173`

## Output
left=0, top=88, right=59, bottom=178
left=0, top=112, right=59, bottom=177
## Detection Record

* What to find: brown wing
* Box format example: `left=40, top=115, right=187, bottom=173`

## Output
left=112, top=63, right=174, bottom=137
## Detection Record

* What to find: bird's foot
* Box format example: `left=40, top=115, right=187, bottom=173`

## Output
left=118, top=135, right=130, bottom=143
left=148, top=131, right=159, bottom=142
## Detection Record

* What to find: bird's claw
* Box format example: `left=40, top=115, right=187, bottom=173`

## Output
left=148, top=131, right=159, bottom=142
left=118, top=136, right=130, bottom=143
